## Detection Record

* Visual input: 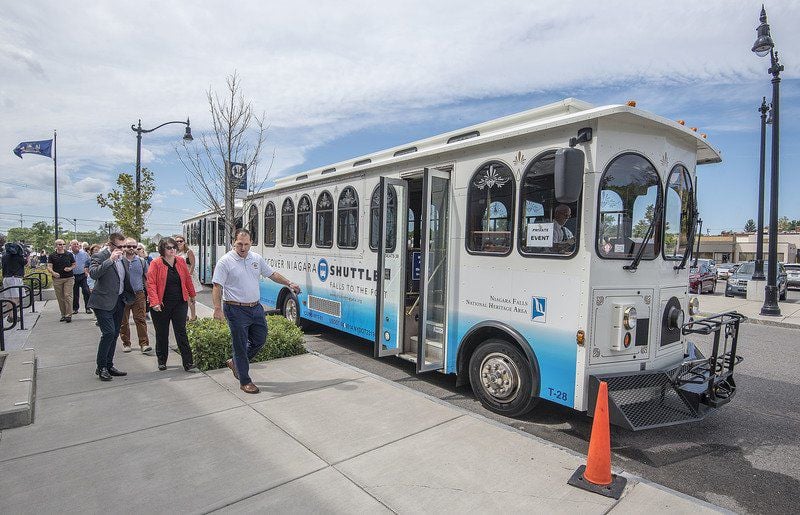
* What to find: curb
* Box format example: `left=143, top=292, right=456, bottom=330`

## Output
left=0, top=349, right=37, bottom=429
left=698, top=311, right=798, bottom=330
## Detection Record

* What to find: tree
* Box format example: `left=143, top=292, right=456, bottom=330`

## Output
left=8, top=221, right=60, bottom=253
left=744, top=219, right=756, bottom=232
left=176, top=72, right=271, bottom=250
left=96, top=168, right=155, bottom=240
left=632, top=204, right=658, bottom=238
left=777, top=216, right=791, bottom=232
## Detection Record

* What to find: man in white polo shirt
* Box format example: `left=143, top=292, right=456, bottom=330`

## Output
left=212, top=229, right=301, bottom=394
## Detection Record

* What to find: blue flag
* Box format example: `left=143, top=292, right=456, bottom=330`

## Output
left=13, top=139, right=52, bottom=159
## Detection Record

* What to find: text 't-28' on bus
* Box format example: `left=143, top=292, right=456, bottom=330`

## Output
left=184, top=99, right=744, bottom=430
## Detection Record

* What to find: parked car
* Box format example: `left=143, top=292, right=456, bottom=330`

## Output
left=696, top=258, right=717, bottom=279
left=725, top=261, right=787, bottom=299
left=716, top=262, right=737, bottom=280
left=785, top=263, right=800, bottom=289
left=689, top=262, right=717, bottom=294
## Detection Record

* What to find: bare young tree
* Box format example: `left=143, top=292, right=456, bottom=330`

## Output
left=177, top=72, right=273, bottom=249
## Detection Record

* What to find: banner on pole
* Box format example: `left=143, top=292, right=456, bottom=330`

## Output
left=226, top=161, right=248, bottom=199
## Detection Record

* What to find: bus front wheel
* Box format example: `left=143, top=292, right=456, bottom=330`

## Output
left=468, top=339, right=538, bottom=417
left=282, top=294, right=300, bottom=326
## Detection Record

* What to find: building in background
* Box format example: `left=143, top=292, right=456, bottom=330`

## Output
left=696, top=233, right=799, bottom=263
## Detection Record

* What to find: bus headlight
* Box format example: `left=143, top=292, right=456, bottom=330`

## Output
left=623, top=306, right=637, bottom=330
left=688, top=297, right=700, bottom=316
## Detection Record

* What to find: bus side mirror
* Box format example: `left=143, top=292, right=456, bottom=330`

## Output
left=555, top=147, right=584, bottom=203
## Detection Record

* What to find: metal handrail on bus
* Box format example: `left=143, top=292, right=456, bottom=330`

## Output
left=405, top=256, right=445, bottom=316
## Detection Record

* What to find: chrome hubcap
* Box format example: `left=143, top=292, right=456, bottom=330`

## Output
left=479, top=352, right=520, bottom=401
left=285, top=298, right=297, bottom=323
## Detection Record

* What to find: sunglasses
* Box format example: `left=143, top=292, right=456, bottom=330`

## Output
left=164, top=245, right=176, bottom=250
left=121, top=245, right=137, bottom=248
left=56, top=243, right=65, bottom=246
left=175, top=240, right=184, bottom=243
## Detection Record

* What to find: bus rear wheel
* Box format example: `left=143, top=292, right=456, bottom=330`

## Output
left=282, top=294, right=300, bottom=326
left=468, top=339, right=538, bottom=417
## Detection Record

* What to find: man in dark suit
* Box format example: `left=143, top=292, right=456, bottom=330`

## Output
left=88, top=232, right=134, bottom=381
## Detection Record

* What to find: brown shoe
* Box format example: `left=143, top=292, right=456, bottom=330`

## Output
left=226, top=359, right=239, bottom=380
left=240, top=383, right=259, bottom=394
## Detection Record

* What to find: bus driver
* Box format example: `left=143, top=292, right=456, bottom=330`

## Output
left=553, top=204, right=575, bottom=248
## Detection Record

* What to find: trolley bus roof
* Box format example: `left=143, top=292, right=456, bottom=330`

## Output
left=262, top=98, right=721, bottom=196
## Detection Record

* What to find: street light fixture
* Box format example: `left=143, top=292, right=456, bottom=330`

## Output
left=130, top=118, right=193, bottom=239
left=752, top=97, right=769, bottom=281
left=752, top=5, right=783, bottom=316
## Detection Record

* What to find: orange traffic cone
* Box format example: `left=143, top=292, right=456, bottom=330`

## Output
left=567, top=381, right=627, bottom=499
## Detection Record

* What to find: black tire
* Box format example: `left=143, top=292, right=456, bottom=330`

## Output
left=468, top=338, right=538, bottom=417
left=282, top=293, right=301, bottom=326
left=725, top=292, right=734, bottom=298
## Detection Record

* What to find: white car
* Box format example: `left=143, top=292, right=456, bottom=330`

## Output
left=716, top=262, right=736, bottom=280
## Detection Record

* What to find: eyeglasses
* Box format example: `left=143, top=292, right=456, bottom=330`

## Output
left=121, top=245, right=136, bottom=248
left=164, top=245, right=176, bottom=250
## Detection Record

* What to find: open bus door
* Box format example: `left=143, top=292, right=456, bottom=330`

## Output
left=417, top=168, right=450, bottom=372
left=374, top=177, right=409, bottom=357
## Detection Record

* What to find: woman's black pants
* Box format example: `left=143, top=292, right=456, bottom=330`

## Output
left=152, top=300, right=194, bottom=369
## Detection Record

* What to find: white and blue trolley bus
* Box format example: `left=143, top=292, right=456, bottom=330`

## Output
left=185, top=99, right=743, bottom=430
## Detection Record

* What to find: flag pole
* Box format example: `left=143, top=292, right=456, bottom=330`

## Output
left=53, top=130, right=59, bottom=240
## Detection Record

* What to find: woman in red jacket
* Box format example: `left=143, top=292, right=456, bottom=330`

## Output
left=146, top=237, right=199, bottom=372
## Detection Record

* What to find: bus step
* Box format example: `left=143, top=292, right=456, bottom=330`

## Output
left=588, top=372, right=702, bottom=431
left=406, top=338, right=442, bottom=362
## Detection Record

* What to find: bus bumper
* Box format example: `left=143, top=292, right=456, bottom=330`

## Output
left=588, top=311, right=745, bottom=431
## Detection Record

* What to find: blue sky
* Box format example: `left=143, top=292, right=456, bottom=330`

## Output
left=1, top=1, right=798, bottom=239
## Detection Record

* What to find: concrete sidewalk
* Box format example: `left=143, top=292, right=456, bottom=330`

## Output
left=0, top=300, right=725, bottom=514
left=698, top=291, right=800, bottom=328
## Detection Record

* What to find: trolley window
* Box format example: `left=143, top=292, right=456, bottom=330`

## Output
left=663, top=164, right=693, bottom=260
left=316, top=191, right=334, bottom=248
left=247, top=204, right=259, bottom=245
left=369, top=183, right=398, bottom=252
left=263, top=203, right=276, bottom=247
left=281, top=198, right=295, bottom=247
left=597, top=153, right=662, bottom=259
left=297, top=195, right=313, bottom=248
left=466, top=161, right=515, bottom=255
left=337, top=186, right=359, bottom=249
left=518, top=151, right=580, bottom=257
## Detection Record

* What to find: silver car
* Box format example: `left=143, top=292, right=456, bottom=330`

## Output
left=726, top=261, right=787, bottom=300
left=785, top=263, right=800, bottom=289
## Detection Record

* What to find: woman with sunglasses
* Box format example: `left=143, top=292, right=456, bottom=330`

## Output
left=145, top=237, right=199, bottom=372
left=174, top=235, right=202, bottom=321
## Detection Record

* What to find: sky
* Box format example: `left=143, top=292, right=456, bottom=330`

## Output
left=1, top=0, right=799, bottom=239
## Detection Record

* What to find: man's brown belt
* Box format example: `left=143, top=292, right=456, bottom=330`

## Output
left=224, top=301, right=260, bottom=307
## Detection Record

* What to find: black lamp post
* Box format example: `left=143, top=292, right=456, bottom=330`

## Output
left=131, top=118, right=193, bottom=239
left=752, top=5, right=783, bottom=316
left=752, top=97, right=769, bottom=281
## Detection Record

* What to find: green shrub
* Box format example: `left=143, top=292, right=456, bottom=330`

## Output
left=186, top=315, right=306, bottom=371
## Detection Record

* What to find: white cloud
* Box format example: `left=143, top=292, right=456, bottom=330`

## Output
left=1, top=0, right=798, bottom=234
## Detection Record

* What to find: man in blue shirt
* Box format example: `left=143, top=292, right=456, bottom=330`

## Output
left=119, top=237, right=152, bottom=354
left=69, top=240, right=92, bottom=314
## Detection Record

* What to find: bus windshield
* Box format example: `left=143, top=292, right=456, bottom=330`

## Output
left=596, top=153, right=662, bottom=260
